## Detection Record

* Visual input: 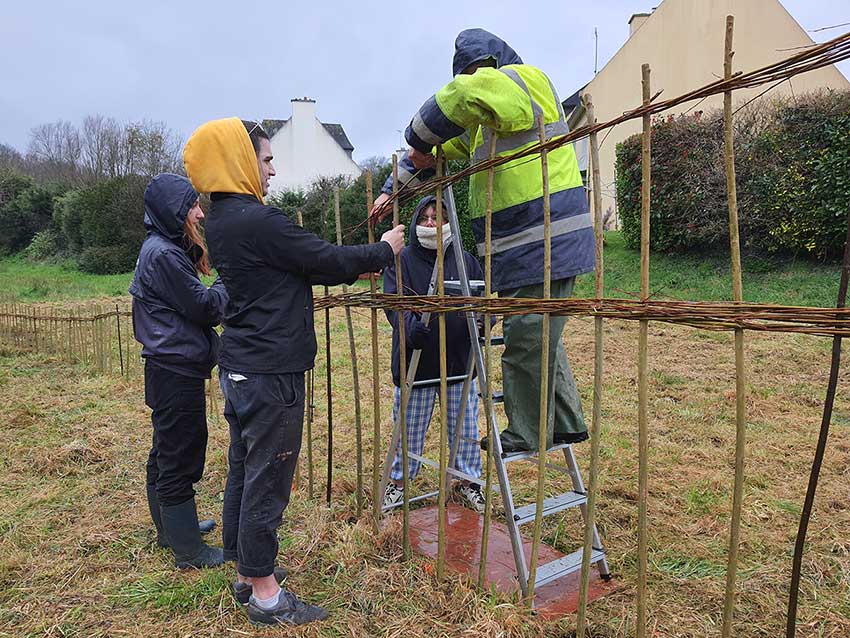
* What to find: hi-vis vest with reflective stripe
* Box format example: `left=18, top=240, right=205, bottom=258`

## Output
left=393, top=64, right=594, bottom=291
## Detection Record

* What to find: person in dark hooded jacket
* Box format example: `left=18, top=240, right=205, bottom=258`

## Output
left=382, top=196, right=486, bottom=512
left=372, top=29, right=591, bottom=454
left=129, top=173, right=228, bottom=570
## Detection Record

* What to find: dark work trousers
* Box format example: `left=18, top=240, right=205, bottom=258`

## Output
left=144, top=362, right=209, bottom=506
left=219, top=368, right=305, bottom=577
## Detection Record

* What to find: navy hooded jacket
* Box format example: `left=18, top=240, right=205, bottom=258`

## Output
left=129, top=173, right=228, bottom=379
left=384, top=196, right=484, bottom=387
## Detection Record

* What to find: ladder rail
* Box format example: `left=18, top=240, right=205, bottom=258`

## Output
left=442, top=184, right=531, bottom=594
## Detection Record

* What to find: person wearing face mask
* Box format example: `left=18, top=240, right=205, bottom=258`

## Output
left=129, top=173, right=229, bottom=570
left=382, top=195, right=486, bottom=513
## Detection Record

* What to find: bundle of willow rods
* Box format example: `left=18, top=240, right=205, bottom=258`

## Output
left=357, top=28, right=850, bottom=227
left=314, top=293, right=850, bottom=337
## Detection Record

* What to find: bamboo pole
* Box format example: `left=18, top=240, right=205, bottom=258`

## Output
left=335, top=187, right=365, bottom=516
left=637, top=62, right=652, bottom=638
left=721, top=16, right=748, bottom=638
left=116, top=304, right=124, bottom=377
left=786, top=205, right=850, bottom=637
left=435, top=147, right=449, bottom=580
left=577, top=92, right=606, bottom=636
left=366, top=173, right=383, bottom=531
left=390, top=156, right=411, bottom=556
left=294, top=208, right=315, bottom=499
left=526, top=114, right=553, bottom=604
left=477, top=133, right=498, bottom=589
left=322, top=201, right=334, bottom=508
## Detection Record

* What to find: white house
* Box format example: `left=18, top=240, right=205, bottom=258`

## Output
left=263, top=98, right=363, bottom=193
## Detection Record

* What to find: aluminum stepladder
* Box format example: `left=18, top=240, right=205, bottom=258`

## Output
left=378, top=183, right=610, bottom=599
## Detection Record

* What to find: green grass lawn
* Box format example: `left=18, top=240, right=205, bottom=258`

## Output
left=0, top=232, right=842, bottom=306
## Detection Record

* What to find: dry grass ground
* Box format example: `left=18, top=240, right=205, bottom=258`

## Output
left=1, top=297, right=848, bottom=637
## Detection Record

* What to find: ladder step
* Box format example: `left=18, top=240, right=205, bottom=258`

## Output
left=411, top=374, right=468, bottom=388
left=382, top=490, right=439, bottom=511
left=502, top=442, right=572, bottom=462
left=478, top=391, right=504, bottom=403
left=512, top=491, right=587, bottom=525
left=479, top=334, right=504, bottom=346
left=534, top=548, right=606, bottom=588
left=407, top=452, right=499, bottom=490
left=444, top=279, right=485, bottom=295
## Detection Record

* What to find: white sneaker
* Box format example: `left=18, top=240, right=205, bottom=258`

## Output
left=457, top=483, right=487, bottom=513
left=383, top=483, right=404, bottom=509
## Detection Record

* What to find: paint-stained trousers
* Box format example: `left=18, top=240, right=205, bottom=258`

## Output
left=219, top=368, right=305, bottom=578
left=498, top=277, right=587, bottom=449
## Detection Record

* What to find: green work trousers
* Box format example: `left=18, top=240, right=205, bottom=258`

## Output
left=498, top=277, right=587, bottom=449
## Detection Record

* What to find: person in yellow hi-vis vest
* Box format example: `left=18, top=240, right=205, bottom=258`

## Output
left=372, top=28, right=593, bottom=453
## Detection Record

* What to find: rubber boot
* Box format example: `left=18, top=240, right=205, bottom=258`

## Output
left=146, top=485, right=216, bottom=548
left=160, top=498, right=224, bottom=569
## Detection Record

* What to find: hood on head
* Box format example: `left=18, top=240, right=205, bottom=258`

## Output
left=409, top=195, right=437, bottom=248
left=183, top=117, right=264, bottom=202
left=143, top=173, right=198, bottom=240
left=452, top=28, right=523, bottom=77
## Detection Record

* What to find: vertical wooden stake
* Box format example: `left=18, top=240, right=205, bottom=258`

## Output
left=637, top=62, right=652, bottom=638
left=322, top=203, right=334, bottom=508
left=365, top=173, right=383, bottom=532
left=477, top=133, right=498, bottom=589
left=527, top=114, right=553, bottom=604
left=335, top=187, right=365, bottom=516
left=722, top=15, right=748, bottom=638
left=115, top=304, right=125, bottom=377
left=577, top=92, right=606, bottom=637
left=391, top=155, right=411, bottom=559
left=435, top=147, right=449, bottom=580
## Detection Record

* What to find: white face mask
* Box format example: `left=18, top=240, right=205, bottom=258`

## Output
left=416, top=223, right=452, bottom=250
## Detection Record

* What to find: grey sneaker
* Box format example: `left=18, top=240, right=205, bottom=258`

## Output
left=383, top=483, right=404, bottom=509
left=231, top=567, right=289, bottom=606
left=247, top=589, right=328, bottom=626
left=457, top=483, right=486, bottom=513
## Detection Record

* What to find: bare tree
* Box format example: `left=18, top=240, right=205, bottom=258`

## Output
left=27, top=121, right=81, bottom=183
left=80, top=115, right=123, bottom=182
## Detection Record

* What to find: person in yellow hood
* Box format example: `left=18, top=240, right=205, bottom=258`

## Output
left=184, top=118, right=404, bottom=626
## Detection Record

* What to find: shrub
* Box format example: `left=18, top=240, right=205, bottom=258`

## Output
left=0, top=170, right=61, bottom=256
left=55, top=174, right=148, bottom=273
left=615, top=90, right=850, bottom=259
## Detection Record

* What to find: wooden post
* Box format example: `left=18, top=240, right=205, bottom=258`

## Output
left=366, top=174, right=383, bottom=531
left=335, top=187, right=365, bottom=515
left=526, top=114, right=553, bottom=604
left=115, top=305, right=124, bottom=377
left=294, top=208, right=315, bottom=500
left=637, top=62, right=652, bottom=638
left=577, top=93, right=606, bottom=637
left=721, top=16, right=748, bottom=638
left=391, top=155, right=411, bottom=558
left=477, top=134, right=498, bottom=589
left=435, top=147, right=449, bottom=580
left=322, top=200, right=334, bottom=507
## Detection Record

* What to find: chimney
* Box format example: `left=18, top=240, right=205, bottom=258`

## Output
left=629, top=12, right=651, bottom=37
left=290, top=97, right=316, bottom=124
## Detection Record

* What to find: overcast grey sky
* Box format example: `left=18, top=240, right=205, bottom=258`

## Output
left=1, top=0, right=847, bottom=163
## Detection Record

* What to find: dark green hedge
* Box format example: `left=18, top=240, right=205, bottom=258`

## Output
left=54, top=175, right=148, bottom=274
left=616, top=90, right=850, bottom=259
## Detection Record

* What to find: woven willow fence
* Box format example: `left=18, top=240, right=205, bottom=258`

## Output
left=0, top=18, right=848, bottom=637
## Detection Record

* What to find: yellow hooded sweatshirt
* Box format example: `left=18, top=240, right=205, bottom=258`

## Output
left=183, top=117, right=264, bottom=202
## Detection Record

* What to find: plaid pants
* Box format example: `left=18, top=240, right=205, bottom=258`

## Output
left=390, top=379, right=482, bottom=481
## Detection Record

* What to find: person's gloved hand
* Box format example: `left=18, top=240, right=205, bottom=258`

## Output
left=407, top=319, right=431, bottom=350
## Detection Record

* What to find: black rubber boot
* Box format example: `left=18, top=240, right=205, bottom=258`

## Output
left=147, top=486, right=217, bottom=548
left=160, top=498, right=224, bottom=569
left=146, top=484, right=167, bottom=547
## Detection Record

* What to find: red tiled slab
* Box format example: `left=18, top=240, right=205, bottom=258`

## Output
left=407, top=504, right=618, bottom=620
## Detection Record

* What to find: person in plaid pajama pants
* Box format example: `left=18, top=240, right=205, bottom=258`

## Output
left=383, top=195, right=486, bottom=513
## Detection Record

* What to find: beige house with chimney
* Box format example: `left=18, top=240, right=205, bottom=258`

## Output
left=566, top=0, right=849, bottom=221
